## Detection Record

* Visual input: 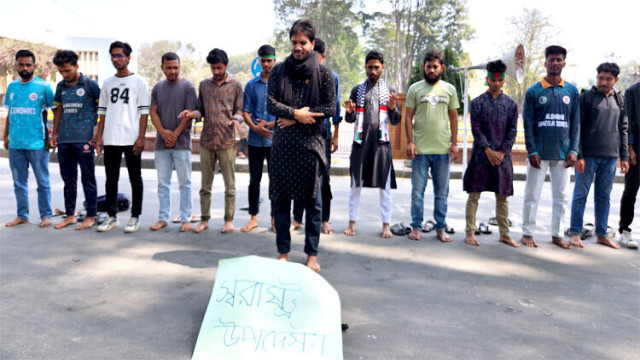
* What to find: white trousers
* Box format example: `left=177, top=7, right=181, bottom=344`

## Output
left=349, top=171, right=392, bottom=224
left=522, top=159, right=570, bottom=237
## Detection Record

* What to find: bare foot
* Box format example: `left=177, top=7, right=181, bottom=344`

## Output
left=241, top=216, right=258, bottom=232
left=150, top=221, right=168, bottom=231
left=321, top=221, right=334, bottom=234
left=381, top=223, right=392, bottom=238
left=552, top=236, right=573, bottom=249
left=39, top=218, right=52, bottom=228
left=437, top=229, right=452, bottom=243
left=277, top=253, right=289, bottom=262
left=499, top=235, right=520, bottom=248
left=569, top=235, right=584, bottom=248
left=271, top=217, right=276, bottom=233
left=344, top=221, right=356, bottom=236
left=290, top=220, right=302, bottom=232
left=596, top=236, right=620, bottom=249
left=221, top=221, right=234, bottom=233
left=75, top=217, right=95, bottom=230
left=465, top=232, right=479, bottom=246
left=193, top=220, right=209, bottom=233
left=180, top=222, right=192, bottom=232
left=521, top=235, right=538, bottom=247
left=5, top=217, right=28, bottom=227
left=54, top=215, right=76, bottom=229
left=408, top=228, right=421, bottom=241
left=306, top=255, right=321, bottom=273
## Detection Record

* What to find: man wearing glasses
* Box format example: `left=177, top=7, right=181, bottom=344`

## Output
left=95, top=41, right=150, bottom=233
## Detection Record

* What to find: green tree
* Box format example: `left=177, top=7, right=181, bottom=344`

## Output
left=137, top=41, right=209, bottom=88
left=0, top=37, right=58, bottom=81
left=364, top=0, right=474, bottom=92
left=272, top=0, right=364, bottom=101
left=502, top=8, right=554, bottom=113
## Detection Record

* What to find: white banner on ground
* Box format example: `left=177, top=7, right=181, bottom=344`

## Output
left=192, top=255, right=343, bottom=360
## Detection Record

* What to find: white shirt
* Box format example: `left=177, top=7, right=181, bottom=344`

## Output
left=98, top=73, right=149, bottom=146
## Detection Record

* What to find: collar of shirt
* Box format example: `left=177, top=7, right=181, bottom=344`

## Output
left=540, top=77, right=565, bottom=89
left=211, top=73, right=232, bottom=87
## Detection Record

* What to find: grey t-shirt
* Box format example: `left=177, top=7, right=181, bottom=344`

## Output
left=151, top=78, right=198, bottom=150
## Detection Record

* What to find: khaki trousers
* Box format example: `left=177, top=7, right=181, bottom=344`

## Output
left=465, top=192, right=509, bottom=237
left=199, top=146, right=235, bottom=221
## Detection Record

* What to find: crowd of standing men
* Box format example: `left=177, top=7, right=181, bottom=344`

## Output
left=3, top=19, right=639, bottom=273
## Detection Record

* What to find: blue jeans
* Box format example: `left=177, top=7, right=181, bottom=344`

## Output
left=570, top=157, right=617, bottom=237
left=154, top=149, right=192, bottom=223
left=58, top=143, right=97, bottom=217
left=8, top=148, right=52, bottom=220
left=411, top=154, right=450, bottom=230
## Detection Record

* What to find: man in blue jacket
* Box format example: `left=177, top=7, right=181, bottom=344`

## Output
left=521, top=45, right=580, bottom=249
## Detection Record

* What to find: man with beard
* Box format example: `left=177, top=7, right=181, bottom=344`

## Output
left=180, top=48, right=244, bottom=234
left=343, top=50, right=400, bottom=238
left=405, top=49, right=460, bottom=242
left=3, top=49, right=55, bottom=228
left=569, top=62, right=628, bottom=249
left=149, top=52, right=197, bottom=233
left=521, top=45, right=580, bottom=248
left=267, top=19, right=336, bottom=272
left=291, top=38, right=341, bottom=235
left=50, top=50, right=101, bottom=230
left=240, top=45, right=277, bottom=233
left=463, top=60, right=519, bottom=247
left=95, top=41, right=149, bottom=233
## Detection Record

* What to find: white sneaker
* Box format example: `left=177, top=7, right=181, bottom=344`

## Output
left=618, top=230, right=638, bottom=249
left=97, top=217, right=119, bottom=232
left=124, top=217, right=140, bottom=233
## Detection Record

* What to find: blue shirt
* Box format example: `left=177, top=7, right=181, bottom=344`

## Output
left=324, top=71, right=342, bottom=141
left=53, top=74, right=100, bottom=143
left=243, top=75, right=275, bottom=147
left=3, top=77, right=55, bottom=150
left=523, top=78, right=580, bottom=160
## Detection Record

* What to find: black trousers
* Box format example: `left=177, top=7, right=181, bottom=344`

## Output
left=103, top=145, right=143, bottom=218
left=619, top=159, right=639, bottom=232
left=293, top=140, right=332, bottom=223
left=58, top=143, right=97, bottom=217
left=274, top=179, right=322, bottom=256
left=248, top=145, right=271, bottom=216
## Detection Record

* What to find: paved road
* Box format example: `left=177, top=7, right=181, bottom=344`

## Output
left=1, top=157, right=638, bottom=359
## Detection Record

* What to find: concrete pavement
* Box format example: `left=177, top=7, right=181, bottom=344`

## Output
left=0, top=156, right=638, bottom=359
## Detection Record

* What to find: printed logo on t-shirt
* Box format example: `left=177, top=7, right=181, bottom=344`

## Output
left=420, top=94, right=447, bottom=108
left=562, top=95, right=570, bottom=104
left=538, top=96, right=548, bottom=104
left=83, top=144, right=91, bottom=153
left=76, top=88, right=85, bottom=97
left=29, top=93, right=38, bottom=101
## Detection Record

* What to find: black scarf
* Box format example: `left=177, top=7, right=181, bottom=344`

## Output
left=281, top=51, right=322, bottom=109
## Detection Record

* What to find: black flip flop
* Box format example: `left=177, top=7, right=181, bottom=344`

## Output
left=478, top=222, right=492, bottom=234
left=390, top=223, right=407, bottom=236
left=445, top=225, right=455, bottom=234
left=488, top=217, right=513, bottom=227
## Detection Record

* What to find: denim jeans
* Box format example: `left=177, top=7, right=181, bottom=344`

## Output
left=58, top=143, right=97, bottom=217
left=411, top=154, right=450, bottom=230
left=570, top=156, right=617, bottom=237
left=155, top=149, right=192, bottom=223
left=8, top=148, right=52, bottom=220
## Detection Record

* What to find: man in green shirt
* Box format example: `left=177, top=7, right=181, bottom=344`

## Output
left=405, top=49, right=460, bottom=242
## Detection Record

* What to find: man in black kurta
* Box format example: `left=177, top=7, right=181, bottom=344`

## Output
left=267, top=19, right=336, bottom=272
left=343, top=51, right=401, bottom=238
